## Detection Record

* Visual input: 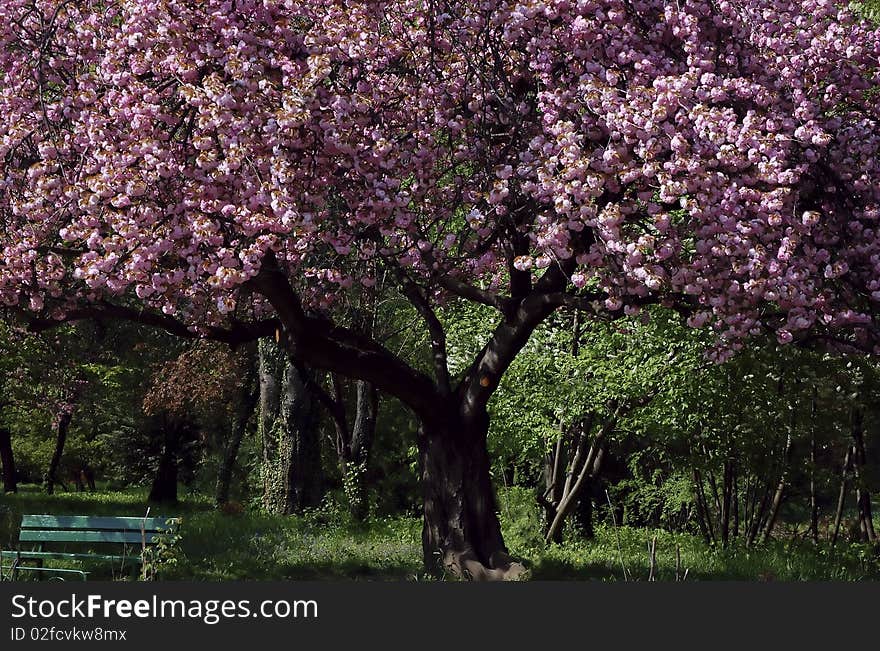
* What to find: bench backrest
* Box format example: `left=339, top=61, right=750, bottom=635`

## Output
left=19, top=515, right=178, bottom=546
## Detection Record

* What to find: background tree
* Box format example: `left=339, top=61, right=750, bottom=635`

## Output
left=142, top=340, right=258, bottom=505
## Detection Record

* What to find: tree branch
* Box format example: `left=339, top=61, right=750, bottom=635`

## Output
left=250, top=253, right=440, bottom=415
left=16, top=303, right=278, bottom=346
left=437, top=273, right=510, bottom=311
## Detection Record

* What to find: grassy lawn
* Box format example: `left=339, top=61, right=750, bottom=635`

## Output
left=1, top=485, right=878, bottom=581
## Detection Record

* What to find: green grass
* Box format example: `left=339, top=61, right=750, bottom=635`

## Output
left=2, top=485, right=878, bottom=581
left=0, top=486, right=422, bottom=581
left=521, top=527, right=880, bottom=581
left=498, top=486, right=880, bottom=581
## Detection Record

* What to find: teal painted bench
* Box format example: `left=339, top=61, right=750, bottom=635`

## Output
left=1, top=515, right=179, bottom=581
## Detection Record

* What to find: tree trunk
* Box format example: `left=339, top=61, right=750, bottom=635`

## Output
left=809, top=391, right=819, bottom=545
left=149, top=421, right=180, bottom=504
left=574, top=482, right=595, bottom=539
left=761, top=431, right=793, bottom=543
left=746, top=480, right=773, bottom=546
left=418, top=406, right=524, bottom=580
left=215, top=348, right=259, bottom=507
left=0, top=427, right=16, bottom=493
left=544, top=419, right=608, bottom=544
left=693, top=467, right=716, bottom=545
left=44, top=411, right=72, bottom=495
left=720, top=458, right=732, bottom=548
left=342, top=379, right=378, bottom=520
left=731, top=466, right=740, bottom=540
left=830, top=446, right=852, bottom=547
left=258, top=339, right=322, bottom=515
left=850, top=408, right=876, bottom=544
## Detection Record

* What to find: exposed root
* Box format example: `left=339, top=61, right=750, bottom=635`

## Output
left=442, top=549, right=529, bottom=581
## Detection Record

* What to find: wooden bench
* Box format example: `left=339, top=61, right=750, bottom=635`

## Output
left=0, top=515, right=179, bottom=581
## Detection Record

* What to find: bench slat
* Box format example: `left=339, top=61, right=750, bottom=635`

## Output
left=1, top=550, right=140, bottom=563
left=20, top=515, right=177, bottom=532
left=19, top=530, right=162, bottom=544
left=0, top=565, right=89, bottom=579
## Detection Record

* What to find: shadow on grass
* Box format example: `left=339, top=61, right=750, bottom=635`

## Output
left=529, top=556, right=774, bottom=581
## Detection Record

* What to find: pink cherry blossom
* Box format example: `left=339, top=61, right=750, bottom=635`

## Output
left=0, top=0, right=877, bottom=355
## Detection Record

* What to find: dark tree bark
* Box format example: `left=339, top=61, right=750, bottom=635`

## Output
left=573, top=480, right=596, bottom=539
left=692, top=467, right=716, bottom=546
left=720, top=457, right=733, bottom=548
left=761, top=431, right=793, bottom=544
left=44, top=411, right=72, bottom=495
left=215, top=345, right=259, bottom=507
left=418, top=405, right=523, bottom=580
left=340, top=379, right=379, bottom=519
left=258, top=338, right=323, bottom=515
left=0, top=427, right=16, bottom=493
left=746, top=480, right=773, bottom=547
left=316, top=373, right=380, bottom=520
left=850, top=408, right=876, bottom=543
left=731, top=465, right=740, bottom=540
left=830, top=446, right=852, bottom=547
left=149, top=421, right=181, bottom=504
left=809, top=388, right=820, bottom=545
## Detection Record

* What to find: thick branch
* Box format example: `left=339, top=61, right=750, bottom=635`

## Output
left=457, top=265, right=570, bottom=414
left=18, top=303, right=278, bottom=346
left=399, top=275, right=453, bottom=396
left=250, top=255, right=439, bottom=415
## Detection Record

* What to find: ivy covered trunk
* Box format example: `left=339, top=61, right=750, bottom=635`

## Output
left=328, top=376, right=379, bottom=520
left=0, top=427, right=16, bottom=493
left=418, top=403, right=524, bottom=580
left=258, top=339, right=322, bottom=515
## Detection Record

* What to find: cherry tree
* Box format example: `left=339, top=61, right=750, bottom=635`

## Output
left=2, top=0, right=879, bottom=578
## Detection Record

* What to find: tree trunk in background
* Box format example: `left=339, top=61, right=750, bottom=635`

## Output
left=542, top=309, right=582, bottom=544
left=322, top=374, right=380, bottom=520
left=341, top=379, right=378, bottom=520
left=850, top=408, right=876, bottom=544
left=692, top=468, right=715, bottom=545
left=731, top=466, right=740, bottom=540
left=0, top=427, right=16, bottom=493
left=258, top=339, right=323, bottom=515
left=809, top=389, right=819, bottom=545
left=543, top=416, right=608, bottom=544
left=761, top=431, right=793, bottom=543
left=149, top=421, right=180, bottom=504
left=543, top=429, right=567, bottom=543
left=215, top=346, right=259, bottom=507
left=573, top=483, right=595, bottom=539
left=44, top=411, right=72, bottom=495
left=720, top=458, right=733, bottom=548
left=830, top=446, right=852, bottom=547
